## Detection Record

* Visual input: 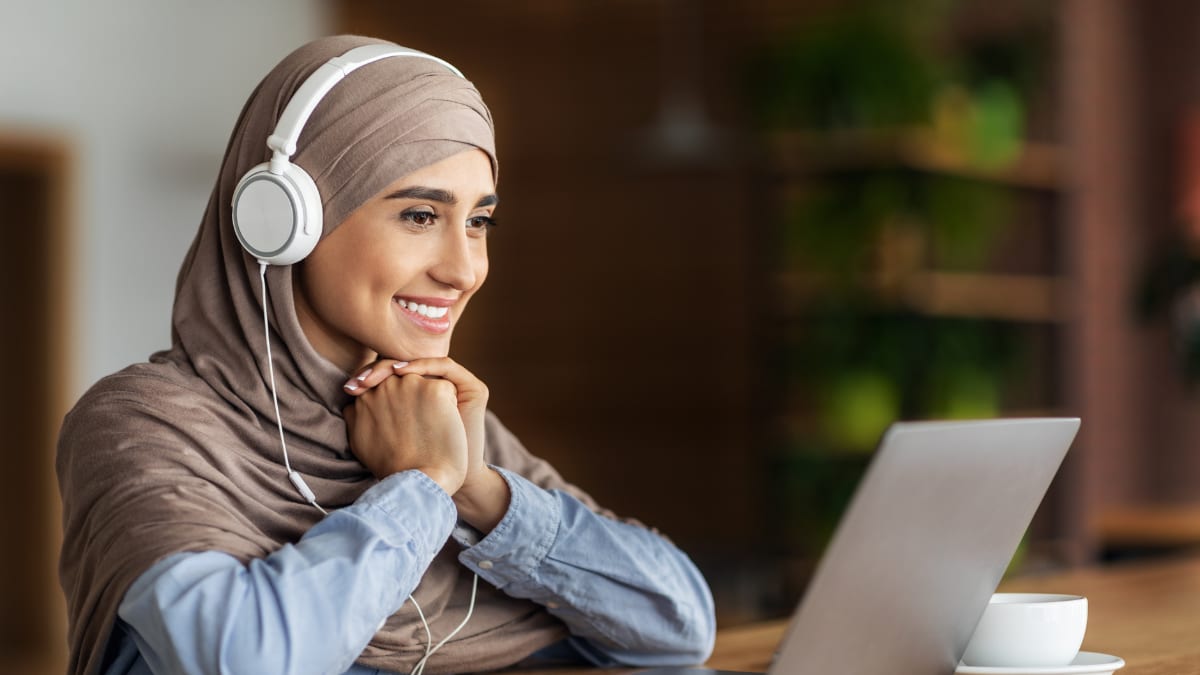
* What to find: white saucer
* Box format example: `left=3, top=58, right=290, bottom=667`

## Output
left=956, top=651, right=1125, bottom=675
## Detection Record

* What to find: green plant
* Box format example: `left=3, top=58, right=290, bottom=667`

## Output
left=751, top=1, right=1050, bottom=568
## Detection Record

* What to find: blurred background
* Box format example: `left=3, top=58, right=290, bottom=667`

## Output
left=5, top=0, right=1200, bottom=671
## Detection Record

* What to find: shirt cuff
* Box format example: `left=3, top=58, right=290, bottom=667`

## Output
left=456, top=466, right=560, bottom=587
left=342, top=469, right=457, bottom=559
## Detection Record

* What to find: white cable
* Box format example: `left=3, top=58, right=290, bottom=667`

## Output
left=258, top=261, right=477, bottom=671
left=410, top=573, right=480, bottom=675
left=259, top=261, right=327, bottom=515
left=407, top=593, right=434, bottom=674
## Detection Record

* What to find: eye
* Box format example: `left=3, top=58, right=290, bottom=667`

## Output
left=399, top=208, right=437, bottom=229
left=467, top=215, right=498, bottom=235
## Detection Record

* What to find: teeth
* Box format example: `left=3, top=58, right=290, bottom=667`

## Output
left=397, top=299, right=449, bottom=319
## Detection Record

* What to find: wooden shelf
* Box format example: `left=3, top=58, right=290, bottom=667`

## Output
left=1095, top=504, right=1200, bottom=549
left=766, top=128, right=1064, bottom=190
left=778, top=270, right=1068, bottom=323
left=901, top=271, right=1067, bottom=322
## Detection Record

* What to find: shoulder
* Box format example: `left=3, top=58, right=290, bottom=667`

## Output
left=58, top=358, right=234, bottom=459
left=482, top=411, right=567, bottom=490
left=482, top=410, right=614, bottom=518
left=482, top=409, right=537, bottom=466
left=73, top=347, right=254, bottom=418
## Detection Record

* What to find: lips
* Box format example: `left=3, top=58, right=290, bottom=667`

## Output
left=393, top=296, right=455, bottom=334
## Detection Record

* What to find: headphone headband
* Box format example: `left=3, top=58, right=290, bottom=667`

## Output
left=232, top=43, right=465, bottom=266
left=266, top=44, right=465, bottom=167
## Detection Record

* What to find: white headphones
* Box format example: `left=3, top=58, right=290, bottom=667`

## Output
left=231, top=43, right=465, bottom=265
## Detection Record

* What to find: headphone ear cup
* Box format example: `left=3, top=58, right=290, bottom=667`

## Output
left=231, top=161, right=323, bottom=265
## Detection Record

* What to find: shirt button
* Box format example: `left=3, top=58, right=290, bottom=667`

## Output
left=478, top=560, right=494, bottom=570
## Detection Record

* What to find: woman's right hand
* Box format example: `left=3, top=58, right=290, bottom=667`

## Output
left=342, top=361, right=469, bottom=494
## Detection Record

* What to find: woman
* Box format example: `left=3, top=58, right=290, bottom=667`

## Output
left=57, top=35, right=715, bottom=675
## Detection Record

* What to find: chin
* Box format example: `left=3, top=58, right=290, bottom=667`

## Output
left=382, top=340, right=452, bottom=362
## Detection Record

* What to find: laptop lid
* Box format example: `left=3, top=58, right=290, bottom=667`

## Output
left=768, top=417, right=1079, bottom=674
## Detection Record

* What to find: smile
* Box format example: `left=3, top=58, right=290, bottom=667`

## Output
left=396, top=298, right=450, bottom=319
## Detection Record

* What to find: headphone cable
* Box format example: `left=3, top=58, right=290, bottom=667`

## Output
left=260, top=261, right=326, bottom=514
left=258, top=261, right=478, bottom=675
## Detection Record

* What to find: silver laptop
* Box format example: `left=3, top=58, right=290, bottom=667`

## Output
left=648, top=417, right=1080, bottom=675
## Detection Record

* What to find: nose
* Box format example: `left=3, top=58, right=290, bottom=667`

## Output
left=429, top=227, right=479, bottom=290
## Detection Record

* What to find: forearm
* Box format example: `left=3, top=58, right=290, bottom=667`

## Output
left=118, top=470, right=455, bottom=675
left=456, top=467, right=716, bottom=667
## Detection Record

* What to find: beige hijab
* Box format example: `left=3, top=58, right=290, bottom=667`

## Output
left=57, top=35, right=578, bottom=675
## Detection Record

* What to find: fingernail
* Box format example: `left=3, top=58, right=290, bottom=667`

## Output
left=392, top=361, right=410, bottom=369
left=355, top=368, right=372, bottom=381
left=344, top=381, right=360, bottom=391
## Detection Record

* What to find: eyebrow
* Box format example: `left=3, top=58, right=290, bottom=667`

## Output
left=384, top=186, right=499, bottom=209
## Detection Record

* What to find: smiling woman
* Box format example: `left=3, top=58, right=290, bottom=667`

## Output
left=55, top=35, right=714, bottom=675
left=295, top=150, right=496, bottom=372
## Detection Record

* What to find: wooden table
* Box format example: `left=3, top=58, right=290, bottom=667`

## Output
left=518, top=553, right=1200, bottom=675
left=989, top=554, right=1200, bottom=675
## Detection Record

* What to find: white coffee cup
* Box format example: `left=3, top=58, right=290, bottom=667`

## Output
left=961, top=593, right=1088, bottom=667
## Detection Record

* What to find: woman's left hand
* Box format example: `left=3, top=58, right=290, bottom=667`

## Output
left=344, top=357, right=510, bottom=532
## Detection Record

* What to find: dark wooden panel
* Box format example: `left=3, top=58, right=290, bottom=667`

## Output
left=0, top=135, right=69, bottom=667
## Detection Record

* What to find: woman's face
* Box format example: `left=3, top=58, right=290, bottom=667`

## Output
left=294, top=149, right=496, bottom=373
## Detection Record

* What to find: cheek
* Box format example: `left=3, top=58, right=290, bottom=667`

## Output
left=305, top=246, right=387, bottom=324
left=306, top=262, right=359, bottom=327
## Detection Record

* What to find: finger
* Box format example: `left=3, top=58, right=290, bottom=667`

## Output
left=384, top=372, right=461, bottom=410
left=392, top=358, right=486, bottom=401
left=342, top=359, right=411, bottom=395
left=342, top=403, right=357, bottom=426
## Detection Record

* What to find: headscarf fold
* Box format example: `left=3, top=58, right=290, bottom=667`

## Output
left=57, top=35, right=572, bottom=675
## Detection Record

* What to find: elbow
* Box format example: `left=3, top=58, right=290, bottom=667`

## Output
left=613, top=595, right=717, bottom=667
left=655, top=633, right=715, bottom=667
left=669, top=598, right=717, bottom=665
left=572, top=598, right=716, bottom=668
left=669, top=567, right=717, bottom=664
left=693, top=617, right=718, bottom=664
left=648, top=567, right=718, bottom=665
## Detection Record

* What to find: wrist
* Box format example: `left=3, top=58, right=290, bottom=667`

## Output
left=453, top=467, right=510, bottom=533
left=415, top=465, right=465, bottom=495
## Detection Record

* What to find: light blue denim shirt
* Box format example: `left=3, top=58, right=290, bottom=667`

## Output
left=103, top=467, right=715, bottom=675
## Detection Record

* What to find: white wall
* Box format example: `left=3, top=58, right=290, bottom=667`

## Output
left=0, top=0, right=329, bottom=396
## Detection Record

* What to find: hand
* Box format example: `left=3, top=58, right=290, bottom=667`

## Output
left=390, top=358, right=489, bottom=484
left=344, top=357, right=509, bottom=531
left=342, top=359, right=468, bottom=494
